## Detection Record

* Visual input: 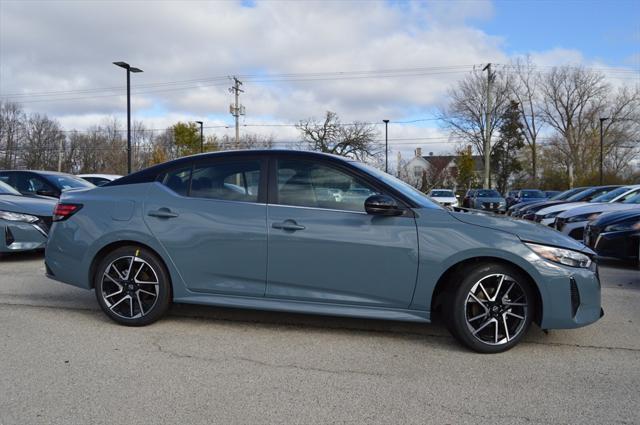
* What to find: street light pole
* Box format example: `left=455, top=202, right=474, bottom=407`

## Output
left=195, top=121, right=204, bottom=153
left=113, top=61, right=143, bottom=174
left=383, top=119, right=389, bottom=173
left=599, top=117, right=609, bottom=185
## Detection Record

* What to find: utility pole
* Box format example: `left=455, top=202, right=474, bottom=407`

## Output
left=482, top=63, right=493, bottom=189
left=599, top=117, right=609, bottom=185
left=383, top=119, right=389, bottom=173
left=57, top=136, right=63, bottom=172
left=229, top=77, right=245, bottom=146
left=195, top=121, right=204, bottom=153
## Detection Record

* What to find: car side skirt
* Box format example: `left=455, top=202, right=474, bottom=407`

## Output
left=175, top=294, right=431, bottom=323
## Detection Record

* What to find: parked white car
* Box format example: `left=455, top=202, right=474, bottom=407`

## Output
left=428, top=189, right=458, bottom=208
left=77, top=174, right=122, bottom=186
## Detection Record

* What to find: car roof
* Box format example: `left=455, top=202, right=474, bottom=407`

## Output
left=108, top=150, right=368, bottom=187
left=77, top=174, right=122, bottom=179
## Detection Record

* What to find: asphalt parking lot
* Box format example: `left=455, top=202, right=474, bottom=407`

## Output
left=1, top=253, right=639, bottom=425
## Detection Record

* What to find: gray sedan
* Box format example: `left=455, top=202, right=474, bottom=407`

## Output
left=470, top=189, right=507, bottom=213
left=0, top=181, right=56, bottom=253
left=45, top=150, right=602, bottom=353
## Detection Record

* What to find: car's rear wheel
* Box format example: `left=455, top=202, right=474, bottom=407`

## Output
left=94, top=246, right=171, bottom=326
left=445, top=263, right=534, bottom=353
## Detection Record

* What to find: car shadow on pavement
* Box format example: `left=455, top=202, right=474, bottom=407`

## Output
left=0, top=250, right=45, bottom=262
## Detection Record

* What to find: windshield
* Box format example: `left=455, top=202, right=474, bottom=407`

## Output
left=552, top=188, right=583, bottom=200
left=623, top=194, right=640, bottom=204
left=430, top=190, right=454, bottom=197
left=43, top=174, right=94, bottom=190
left=591, top=186, right=632, bottom=203
left=351, top=162, right=443, bottom=209
left=521, top=190, right=546, bottom=198
left=0, top=180, right=21, bottom=195
left=476, top=190, right=501, bottom=198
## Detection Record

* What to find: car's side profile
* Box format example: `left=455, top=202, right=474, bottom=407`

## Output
left=45, top=150, right=602, bottom=353
left=0, top=170, right=94, bottom=198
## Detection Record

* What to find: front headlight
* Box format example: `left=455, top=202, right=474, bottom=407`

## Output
left=567, top=212, right=601, bottom=223
left=604, top=220, right=640, bottom=232
left=0, top=210, right=39, bottom=223
left=525, top=242, right=592, bottom=268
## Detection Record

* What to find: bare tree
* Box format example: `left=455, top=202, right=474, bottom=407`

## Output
left=509, top=57, right=544, bottom=184
left=296, top=111, right=380, bottom=161
left=22, top=113, right=65, bottom=170
left=539, top=66, right=609, bottom=182
left=0, top=101, right=25, bottom=169
left=439, top=68, right=512, bottom=175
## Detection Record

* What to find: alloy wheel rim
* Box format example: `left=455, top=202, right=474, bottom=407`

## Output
left=100, top=255, right=159, bottom=319
left=465, top=273, right=528, bottom=346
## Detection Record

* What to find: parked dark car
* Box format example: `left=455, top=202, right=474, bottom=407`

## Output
left=509, top=188, right=586, bottom=217
left=584, top=209, right=640, bottom=264
left=461, top=189, right=477, bottom=208
left=507, top=189, right=547, bottom=209
left=45, top=150, right=602, bottom=353
left=469, top=189, right=506, bottom=213
left=544, top=190, right=561, bottom=198
left=0, top=170, right=94, bottom=198
left=0, top=180, right=56, bottom=253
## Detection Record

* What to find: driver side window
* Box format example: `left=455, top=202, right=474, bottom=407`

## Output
left=276, top=160, right=378, bottom=212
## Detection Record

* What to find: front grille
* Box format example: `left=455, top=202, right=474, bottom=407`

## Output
left=570, top=277, right=580, bottom=318
left=555, top=217, right=566, bottom=230
left=584, top=224, right=601, bottom=249
left=534, top=215, right=543, bottom=222
left=482, top=202, right=498, bottom=209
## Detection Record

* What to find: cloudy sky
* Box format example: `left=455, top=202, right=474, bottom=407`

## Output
left=0, top=0, right=638, bottom=159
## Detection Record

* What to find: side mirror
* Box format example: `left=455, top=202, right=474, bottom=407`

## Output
left=365, top=194, right=403, bottom=216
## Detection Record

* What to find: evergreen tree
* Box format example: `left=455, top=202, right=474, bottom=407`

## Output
left=492, top=100, right=524, bottom=193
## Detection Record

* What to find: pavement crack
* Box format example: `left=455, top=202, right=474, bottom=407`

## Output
left=151, top=339, right=387, bottom=377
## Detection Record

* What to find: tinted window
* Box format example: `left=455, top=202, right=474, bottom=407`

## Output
left=82, top=177, right=110, bottom=186
left=520, top=190, right=545, bottom=198
left=623, top=194, right=640, bottom=204
left=277, top=160, right=378, bottom=212
left=430, top=190, right=454, bottom=197
left=43, top=174, right=94, bottom=190
left=161, top=166, right=192, bottom=196
left=14, top=173, right=55, bottom=195
left=190, top=161, right=261, bottom=203
left=476, top=190, right=501, bottom=198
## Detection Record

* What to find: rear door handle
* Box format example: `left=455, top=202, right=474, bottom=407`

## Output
left=148, top=208, right=179, bottom=219
left=272, top=220, right=305, bottom=231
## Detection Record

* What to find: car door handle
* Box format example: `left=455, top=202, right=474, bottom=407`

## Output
left=148, top=208, right=179, bottom=219
left=272, top=221, right=305, bottom=231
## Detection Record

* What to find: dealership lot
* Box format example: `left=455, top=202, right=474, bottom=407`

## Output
left=0, top=252, right=639, bottom=425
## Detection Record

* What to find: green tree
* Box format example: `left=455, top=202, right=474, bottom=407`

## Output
left=171, top=122, right=201, bottom=157
left=455, top=146, right=476, bottom=191
left=491, top=100, right=524, bottom=193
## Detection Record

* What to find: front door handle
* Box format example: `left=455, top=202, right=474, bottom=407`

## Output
left=272, top=220, right=305, bottom=231
left=148, top=208, right=179, bottom=219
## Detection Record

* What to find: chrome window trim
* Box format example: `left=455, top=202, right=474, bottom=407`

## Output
left=267, top=203, right=369, bottom=215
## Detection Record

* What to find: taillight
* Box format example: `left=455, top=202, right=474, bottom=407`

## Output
left=52, top=203, right=83, bottom=222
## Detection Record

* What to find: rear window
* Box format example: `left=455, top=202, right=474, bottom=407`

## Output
left=160, top=166, right=192, bottom=196
left=430, top=190, right=454, bottom=197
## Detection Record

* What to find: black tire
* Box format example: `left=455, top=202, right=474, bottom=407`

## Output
left=94, top=246, right=171, bottom=326
left=444, top=262, right=535, bottom=353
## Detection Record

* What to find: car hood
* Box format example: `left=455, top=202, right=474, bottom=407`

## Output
left=475, top=197, right=505, bottom=203
left=520, top=200, right=565, bottom=212
left=557, top=202, right=636, bottom=219
left=432, top=196, right=458, bottom=203
left=0, top=194, right=56, bottom=216
left=450, top=210, right=590, bottom=253
left=536, top=202, right=587, bottom=216
left=591, top=208, right=640, bottom=227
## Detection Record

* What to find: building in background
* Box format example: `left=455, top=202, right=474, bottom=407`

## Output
left=401, top=147, right=483, bottom=191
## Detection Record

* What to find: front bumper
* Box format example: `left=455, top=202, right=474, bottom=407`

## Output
left=0, top=220, right=48, bottom=253
left=538, top=261, right=602, bottom=329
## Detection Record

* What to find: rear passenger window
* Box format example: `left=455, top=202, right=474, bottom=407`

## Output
left=190, top=161, right=261, bottom=203
left=161, top=166, right=192, bottom=196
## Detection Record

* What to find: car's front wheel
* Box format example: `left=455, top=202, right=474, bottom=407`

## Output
left=94, top=246, right=171, bottom=326
left=445, top=263, right=535, bottom=353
